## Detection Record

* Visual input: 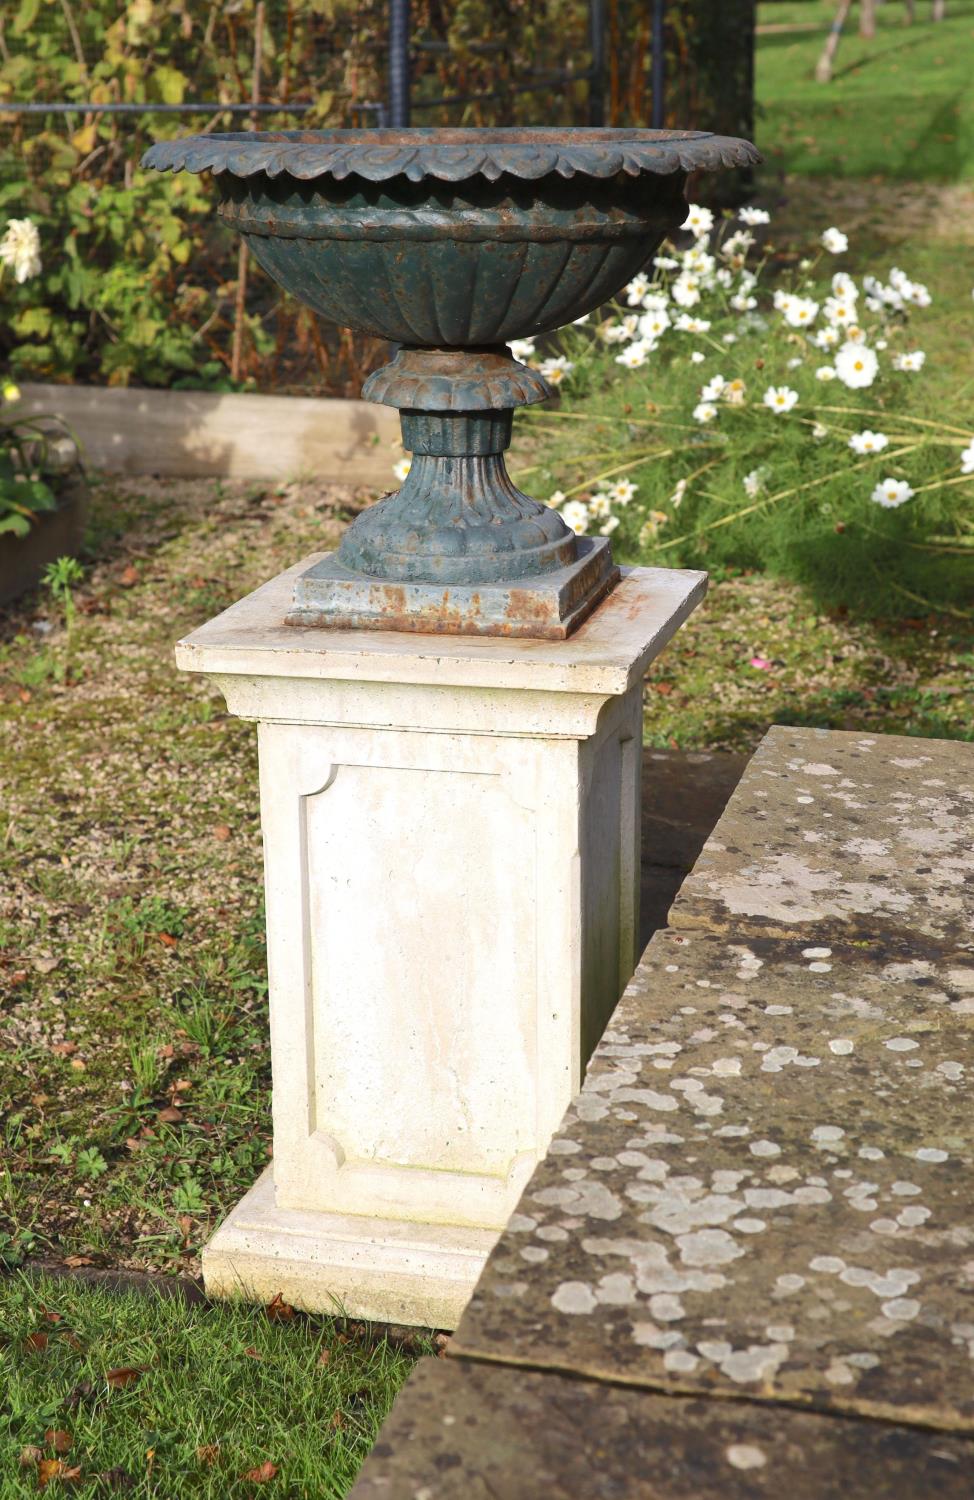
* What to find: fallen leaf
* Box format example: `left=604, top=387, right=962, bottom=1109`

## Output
left=38, top=1459, right=82, bottom=1488
left=242, top=1461, right=278, bottom=1483
left=61, top=1331, right=84, bottom=1351
left=32, top=1093, right=50, bottom=1107
left=19, top=1446, right=42, bottom=1467
left=10, top=970, right=28, bottom=985
left=45, top=1431, right=72, bottom=1454
left=63, top=1255, right=94, bottom=1269
left=654, top=682, right=673, bottom=695
left=105, top=1365, right=146, bottom=1389
left=118, top=565, right=140, bottom=587
left=243, top=1346, right=262, bottom=1360
left=33, top=957, right=60, bottom=974
left=330, top=1411, right=346, bottom=1430
left=25, top=1331, right=49, bottom=1352
left=19, top=688, right=31, bottom=703
left=213, top=825, right=231, bottom=841
left=174, top=1078, right=193, bottom=1091
left=157, top=932, right=178, bottom=948
left=51, top=1043, right=77, bottom=1057
left=41, top=1308, right=63, bottom=1324
left=157, top=1044, right=174, bottom=1059
left=265, top=1292, right=294, bottom=1323
left=96, top=1467, right=133, bottom=1491
left=196, top=1444, right=220, bottom=1467
left=157, top=1106, right=184, bottom=1124
left=70, top=1058, right=86, bottom=1071
left=316, top=1348, right=330, bottom=1366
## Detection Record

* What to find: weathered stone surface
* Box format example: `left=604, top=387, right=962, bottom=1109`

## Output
left=351, top=1357, right=974, bottom=1498
left=451, top=929, right=974, bottom=1431
left=668, top=727, right=974, bottom=954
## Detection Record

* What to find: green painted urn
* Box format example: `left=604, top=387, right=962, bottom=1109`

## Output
left=143, top=128, right=758, bottom=636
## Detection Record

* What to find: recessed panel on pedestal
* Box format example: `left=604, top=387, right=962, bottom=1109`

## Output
left=304, top=760, right=537, bottom=1175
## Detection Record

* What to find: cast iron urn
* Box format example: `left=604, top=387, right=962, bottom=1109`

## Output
left=143, top=127, right=759, bottom=637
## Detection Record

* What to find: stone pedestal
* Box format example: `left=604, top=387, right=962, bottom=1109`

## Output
left=175, top=554, right=706, bottom=1327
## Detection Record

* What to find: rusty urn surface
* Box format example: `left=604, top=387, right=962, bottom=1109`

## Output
left=143, top=128, right=759, bottom=635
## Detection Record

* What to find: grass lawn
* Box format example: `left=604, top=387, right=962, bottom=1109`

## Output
left=0, top=1272, right=425, bottom=1496
left=756, top=0, right=974, bottom=179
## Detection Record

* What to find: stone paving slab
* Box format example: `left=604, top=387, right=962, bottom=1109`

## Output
left=667, top=727, right=974, bottom=955
left=451, top=929, right=974, bottom=1432
left=351, top=1358, right=974, bottom=1499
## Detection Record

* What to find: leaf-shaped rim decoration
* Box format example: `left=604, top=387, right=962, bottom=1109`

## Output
left=141, top=128, right=761, bottom=185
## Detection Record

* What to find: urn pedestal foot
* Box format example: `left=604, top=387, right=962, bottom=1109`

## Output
left=177, top=555, right=707, bottom=1327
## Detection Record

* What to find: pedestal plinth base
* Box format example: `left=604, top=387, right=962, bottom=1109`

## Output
left=202, top=1168, right=496, bottom=1330
left=179, top=556, right=708, bottom=1328
left=285, top=536, right=618, bottom=639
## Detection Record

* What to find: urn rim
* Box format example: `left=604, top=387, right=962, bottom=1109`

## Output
left=141, top=127, right=761, bottom=186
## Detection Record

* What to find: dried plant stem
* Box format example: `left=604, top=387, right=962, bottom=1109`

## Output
left=653, top=443, right=921, bottom=553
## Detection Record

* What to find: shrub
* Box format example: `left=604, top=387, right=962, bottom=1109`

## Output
left=507, top=208, right=974, bottom=618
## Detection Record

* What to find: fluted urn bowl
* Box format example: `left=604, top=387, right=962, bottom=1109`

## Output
left=144, top=127, right=758, bottom=345
left=143, top=128, right=759, bottom=635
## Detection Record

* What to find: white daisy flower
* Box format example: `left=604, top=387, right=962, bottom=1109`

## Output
left=763, top=385, right=799, bottom=414
left=739, top=206, right=770, bottom=226
left=835, top=342, right=879, bottom=389
left=540, top=355, right=574, bottom=385
left=871, top=478, right=915, bottom=509
left=615, top=340, right=652, bottom=369
left=815, top=366, right=837, bottom=382
left=508, top=338, right=536, bottom=363
left=722, top=378, right=747, bottom=405
left=653, top=255, right=680, bottom=271
left=625, top=272, right=651, bottom=306
left=849, top=430, right=889, bottom=455
left=682, top=204, right=715, bottom=239
left=959, top=442, right=974, bottom=475
left=693, top=402, right=719, bottom=424
left=606, top=478, right=638, bottom=505
left=549, top=490, right=567, bottom=507
left=892, top=351, right=926, bottom=372
left=638, top=308, right=671, bottom=341
left=730, top=292, right=757, bottom=312
left=831, top=272, right=858, bottom=302
left=392, top=457, right=412, bottom=483
left=690, top=350, right=706, bottom=364
left=602, top=315, right=639, bottom=344
left=812, top=422, right=829, bottom=440
left=823, top=297, right=856, bottom=327
left=675, top=314, right=711, bottom=333
left=600, top=515, right=620, bottom=536
left=700, top=374, right=726, bottom=402
left=641, top=292, right=670, bottom=312
left=821, top=227, right=849, bottom=254
left=0, top=217, right=42, bottom=282
left=743, top=468, right=767, bottom=498
left=560, top=499, right=590, bottom=533
left=588, top=493, right=612, bottom=519
left=812, top=326, right=840, bottom=350
left=672, top=274, right=702, bottom=309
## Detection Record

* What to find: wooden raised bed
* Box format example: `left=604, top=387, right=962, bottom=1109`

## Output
left=0, top=476, right=88, bottom=610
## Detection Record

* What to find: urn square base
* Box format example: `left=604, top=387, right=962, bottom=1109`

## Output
left=284, top=536, right=619, bottom=639
left=177, top=554, right=707, bottom=1327
left=202, top=1167, right=495, bottom=1329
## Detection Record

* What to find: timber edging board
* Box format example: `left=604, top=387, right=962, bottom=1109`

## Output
left=352, top=725, right=974, bottom=1497
left=13, top=383, right=402, bottom=484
